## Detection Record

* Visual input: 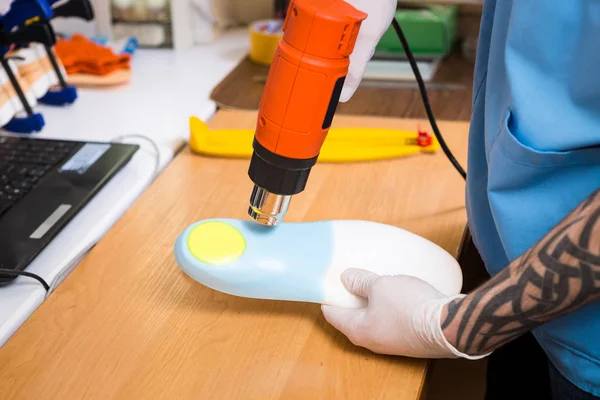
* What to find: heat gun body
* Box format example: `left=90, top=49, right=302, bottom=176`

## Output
left=248, top=0, right=366, bottom=226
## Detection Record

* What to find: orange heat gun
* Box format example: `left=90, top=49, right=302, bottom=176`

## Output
left=247, top=0, right=367, bottom=226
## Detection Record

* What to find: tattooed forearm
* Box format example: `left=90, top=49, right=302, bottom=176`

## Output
left=441, top=188, right=600, bottom=356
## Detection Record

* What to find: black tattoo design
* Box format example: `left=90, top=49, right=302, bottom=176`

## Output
left=442, top=188, right=600, bottom=356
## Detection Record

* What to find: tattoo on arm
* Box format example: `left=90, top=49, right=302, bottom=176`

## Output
left=441, top=188, right=600, bottom=356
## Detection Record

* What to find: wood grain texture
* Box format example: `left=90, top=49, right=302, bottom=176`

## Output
left=0, top=110, right=470, bottom=400
left=210, top=52, right=475, bottom=121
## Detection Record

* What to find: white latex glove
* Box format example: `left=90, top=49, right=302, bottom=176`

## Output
left=322, top=268, right=488, bottom=359
left=340, top=0, right=398, bottom=102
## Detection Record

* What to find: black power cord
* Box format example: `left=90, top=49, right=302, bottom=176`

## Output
left=0, top=269, right=50, bottom=292
left=391, top=17, right=467, bottom=180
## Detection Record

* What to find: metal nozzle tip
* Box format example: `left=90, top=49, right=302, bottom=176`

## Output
left=248, top=207, right=281, bottom=227
left=248, top=185, right=291, bottom=227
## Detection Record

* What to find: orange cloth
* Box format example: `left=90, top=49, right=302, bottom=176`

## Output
left=55, top=34, right=131, bottom=76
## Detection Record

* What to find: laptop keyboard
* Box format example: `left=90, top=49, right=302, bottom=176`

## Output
left=0, top=136, right=78, bottom=217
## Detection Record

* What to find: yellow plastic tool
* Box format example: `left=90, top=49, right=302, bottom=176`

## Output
left=189, top=116, right=440, bottom=163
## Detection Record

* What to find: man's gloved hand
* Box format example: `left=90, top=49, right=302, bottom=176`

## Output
left=340, top=0, right=398, bottom=102
left=322, top=268, right=487, bottom=359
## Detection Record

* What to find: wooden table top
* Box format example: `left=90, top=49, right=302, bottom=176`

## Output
left=0, top=110, right=469, bottom=400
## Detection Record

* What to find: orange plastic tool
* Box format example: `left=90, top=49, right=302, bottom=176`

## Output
left=254, top=0, right=366, bottom=160
left=247, top=0, right=367, bottom=225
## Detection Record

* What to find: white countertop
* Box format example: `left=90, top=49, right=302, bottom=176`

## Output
left=36, top=28, right=250, bottom=162
left=0, top=29, right=250, bottom=347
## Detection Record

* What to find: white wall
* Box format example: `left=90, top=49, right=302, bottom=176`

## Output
left=0, top=0, right=9, bottom=13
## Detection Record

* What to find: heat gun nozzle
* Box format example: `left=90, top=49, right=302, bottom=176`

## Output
left=248, top=185, right=291, bottom=227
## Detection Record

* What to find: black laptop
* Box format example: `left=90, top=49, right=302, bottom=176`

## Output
left=0, top=135, right=138, bottom=285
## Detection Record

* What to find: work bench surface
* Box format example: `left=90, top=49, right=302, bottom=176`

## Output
left=0, top=110, right=469, bottom=400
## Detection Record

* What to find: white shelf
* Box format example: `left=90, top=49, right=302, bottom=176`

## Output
left=90, top=0, right=194, bottom=49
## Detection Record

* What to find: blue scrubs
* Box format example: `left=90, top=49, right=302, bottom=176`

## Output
left=467, top=0, right=600, bottom=395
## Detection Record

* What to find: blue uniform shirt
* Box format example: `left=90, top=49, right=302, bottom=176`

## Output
left=466, top=0, right=600, bottom=395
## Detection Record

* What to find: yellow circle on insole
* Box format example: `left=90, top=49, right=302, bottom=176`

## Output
left=187, top=221, right=246, bottom=265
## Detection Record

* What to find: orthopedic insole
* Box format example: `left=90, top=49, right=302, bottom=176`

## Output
left=174, top=219, right=463, bottom=308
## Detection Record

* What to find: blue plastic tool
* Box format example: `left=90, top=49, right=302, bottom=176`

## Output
left=2, top=0, right=54, bottom=30
left=4, top=0, right=95, bottom=109
left=40, top=0, right=94, bottom=105
left=0, top=1, right=57, bottom=133
left=0, top=0, right=96, bottom=133
left=6, top=0, right=74, bottom=106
